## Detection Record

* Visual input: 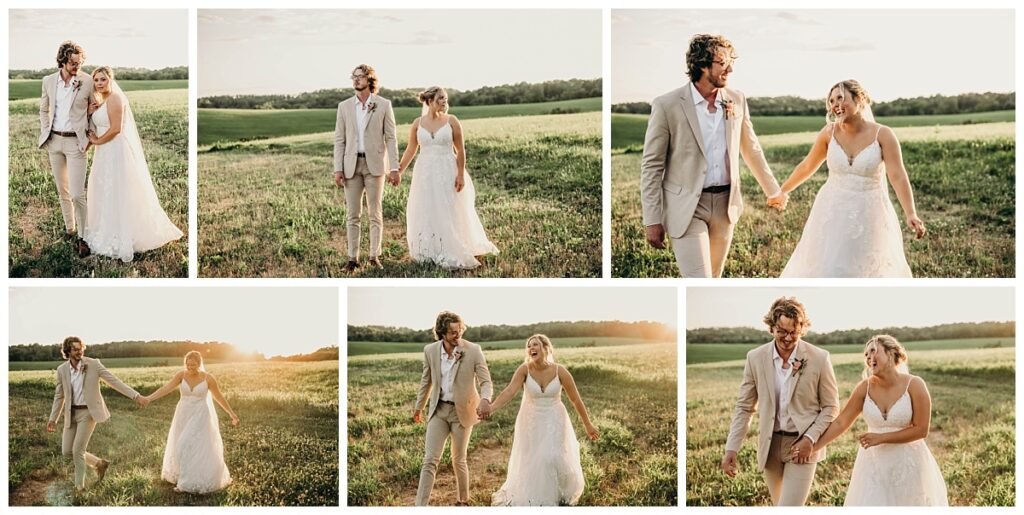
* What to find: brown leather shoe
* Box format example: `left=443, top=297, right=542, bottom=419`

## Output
left=96, top=459, right=110, bottom=483
left=368, top=257, right=383, bottom=269
left=62, top=232, right=76, bottom=242
left=77, top=238, right=91, bottom=258
left=342, top=260, right=360, bottom=273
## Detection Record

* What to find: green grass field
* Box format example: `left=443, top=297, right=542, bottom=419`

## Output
left=611, top=110, right=1016, bottom=150
left=9, top=79, right=189, bottom=101
left=348, top=341, right=677, bottom=506
left=8, top=361, right=338, bottom=506
left=8, top=357, right=234, bottom=372
left=686, top=345, right=1015, bottom=506
left=198, top=111, right=601, bottom=277
left=8, top=85, right=188, bottom=278
left=612, top=123, right=1015, bottom=277
left=198, top=98, right=602, bottom=146
left=686, top=337, right=1014, bottom=365
left=349, top=337, right=656, bottom=356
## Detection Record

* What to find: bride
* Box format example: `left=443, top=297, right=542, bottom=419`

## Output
left=805, top=335, right=947, bottom=505
left=487, top=335, right=599, bottom=506
left=84, top=66, right=182, bottom=262
left=392, top=86, right=498, bottom=270
left=145, top=351, right=239, bottom=493
left=771, top=80, right=926, bottom=277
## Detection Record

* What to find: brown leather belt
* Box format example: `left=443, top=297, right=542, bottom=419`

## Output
left=71, top=405, right=88, bottom=410
left=356, top=152, right=366, bottom=158
left=774, top=430, right=799, bottom=437
left=702, top=184, right=730, bottom=194
left=51, top=130, right=78, bottom=137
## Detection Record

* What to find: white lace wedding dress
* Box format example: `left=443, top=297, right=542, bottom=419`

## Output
left=781, top=126, right=912, bottom=277
left=161, top=376, right=232, bottom=494
left=491, top=373, right=585, bottom=506
left=844, top=382, right=948, bottom=506
left=406, top=119, right=498, bottom=269
left=84, top=92, right=183, bottom=262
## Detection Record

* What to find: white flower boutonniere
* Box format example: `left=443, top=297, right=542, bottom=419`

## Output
left=453, top=347, right=464, bottom=363
left=720, top=98, right=735, bottom=120
left=72, top=78, right=82, bottom=92
left=366, top=100, right=378, bottom=113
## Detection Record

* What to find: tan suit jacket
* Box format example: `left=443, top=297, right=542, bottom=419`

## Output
left=725, top=340, right=840, bottom=470
left=640, top=84, right=780, bottom=238
left=415, top=340, right=494, bottom=429
left=48, top=357, right=140, bottom=430
left=39, top=70, right=93, bottom=150
left=333, top=95, right=400, bottom=177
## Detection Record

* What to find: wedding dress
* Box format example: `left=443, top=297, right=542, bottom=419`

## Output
left=491, top=373, right=585, bottom=506
left=406, top=119, right=497, bottom=269
left=161, top=375, right=232, bottom=493
left=84, top=90, right=182, bottom=262
left=780, top=126, right=912, bottom=277
left=844, top=381, right=948, bottom=505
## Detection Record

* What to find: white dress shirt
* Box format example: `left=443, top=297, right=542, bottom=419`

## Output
left=439, top=343, right=458, bottom=402
left=69, top=360, right=87, bottom=406
left=354, top=94, right=373, bottom=154
left=771, top=343, right=799, bottom=434
left=690, top=82, right=730, bottom=188
left=53, top=73, right=77, bottom=132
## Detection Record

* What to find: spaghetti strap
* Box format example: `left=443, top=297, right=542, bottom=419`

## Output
left=874, top=125, right=882, bottom=141
left=902, top=375, right=913, bottom=396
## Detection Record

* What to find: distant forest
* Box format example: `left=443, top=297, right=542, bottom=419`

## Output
left=198, top=78, right=602, bottom=109
left=8, top=340, right=338, bottom=362
left=612, top=91, right=1015, bottom=117
left=687, top=321, right=1014, bottom=345
left=9, top=66, right=188, bottom=80
left=349, top=320, right=676, bottom=343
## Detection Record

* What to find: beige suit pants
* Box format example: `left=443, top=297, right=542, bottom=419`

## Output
left=415, top=402, right=472, bottom=505
left=763, top=433, right=817, bottom=506
left=46, top=134, right=88, bottom=235
left=62, top=408, right=101, bottom=489
left=670, top=189, right=733, bottom=278
left=344, top=157, right=385, bottom=260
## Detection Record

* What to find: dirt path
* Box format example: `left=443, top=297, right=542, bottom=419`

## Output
left=10, top=469, right=72, bottom=506
left=399, top=444, right=509, bottom=506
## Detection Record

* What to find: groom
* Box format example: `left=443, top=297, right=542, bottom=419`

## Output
left=413, top=311, right=493, bottom=506
left=721, top=297, right=839, bottom=505
left=39, top=40, right=94, bottom=258
left=333, top=64, right=400, bottom=272
left=640, top=34, right=787, bottom=277
left=46, top=337, right=149, bottom=490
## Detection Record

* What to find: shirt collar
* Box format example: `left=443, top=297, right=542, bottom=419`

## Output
left=772, top=341, right=799, bottom=364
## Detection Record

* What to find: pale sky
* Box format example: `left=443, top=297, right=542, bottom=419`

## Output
left=198, top=9, right=602, bottom=96
left=613, top=9, right=1015, bottom=103
left=9, top=10, right=188, bottom=70
left=687, top=287, right=1014, bottom=332
left=348, top=287, right=677, bottom=330
left=9, top=288, right=338, bottom=357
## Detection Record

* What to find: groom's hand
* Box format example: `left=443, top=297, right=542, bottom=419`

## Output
left=135, top=395, right=149, bottom=408
left=720, top=450, right=739, bottom=477
left=413, top=409, right=423, bottom=424
left=767, top=191, right=788, bottom=211
left=46, top=421, right=56, bottom=433
left=334, top=172, right=346, bottom=187
left=645, top=224, right=666, bottom=250
left=791, top=436, right=813, bottom=464
left=477, top=399, right=492, bottom=420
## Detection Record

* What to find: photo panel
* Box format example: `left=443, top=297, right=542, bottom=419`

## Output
left=197, top=10, right=603, bottom=278
left=685, top=286, right=1015, bottom=506
left=612, top=9, right=1015, bottom=278
left=8, top=287, right=340, bottom=506
left=8, top=10, right=190, bottom=278
left=346, top=286, right=678, bottom=506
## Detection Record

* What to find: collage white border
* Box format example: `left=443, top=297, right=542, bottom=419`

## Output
left=2, top=0, right=1021, bottom=512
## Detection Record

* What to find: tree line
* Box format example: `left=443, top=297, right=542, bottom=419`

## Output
left=612, top=91, right=1015, bottom=117
left=9, top=66, right=188, bottom=81
left=349, top=320, right=676, bottom=343
left=687, top=321, right=1014, bottom=345
left=8, top=340, right=337, bottom=362
left=198, top=78, right=602, bottom=109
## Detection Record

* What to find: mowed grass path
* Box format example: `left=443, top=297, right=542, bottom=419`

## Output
left=8, top=84, right=189, bottom=278
left=8, top=361, right=338, bottom=506
left=9, top=79, right=190, bottom=101
left=199, top=98, right=602, bottom=146
left=686, top=346, right=1015, bottom=506
left=612, top=122, right=1015, bottom=277
left=347, top=342, right=677, bottom=506
left=199, top=112, right=601, bottom=277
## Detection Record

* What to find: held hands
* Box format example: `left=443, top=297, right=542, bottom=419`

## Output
left=767, top=191, right=789, bottom=211
left=790, top=436, right=813, bottom=464
left=475, top=399, right=492, bottom=420
left=720, top=450, right=739, bottom=477
left=907, top=214, right=926, bottom=239
left=645, top=224, right=666, bottom=250
left=135, top=395, right=150, bottom=408
left=387, top=170, right=403, bottom=187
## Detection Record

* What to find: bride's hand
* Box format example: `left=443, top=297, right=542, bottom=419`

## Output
left=87, top=131, right=100, bottom=145
left=907, top=215, right=926, bottom=239
left=455, top=174, right=465, bottom=193
left=585, top=424, right=600, bottom=440
left=230, top=414, right=239, bottom=426
left=858, top=432, right=884, bottom=448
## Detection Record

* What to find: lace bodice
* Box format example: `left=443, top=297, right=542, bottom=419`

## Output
left=524, top=373, right=562, bottom=407
left=863, top=387, right=913, bottom=433
left=417, top=119, right=454, bottom=156
left=92, top=102, right=112, bottom=136
left=825, top=131, right=885, bottom=192
left=179, top=377, right=210, bottom=402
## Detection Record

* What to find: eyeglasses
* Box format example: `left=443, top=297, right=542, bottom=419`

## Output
left=773, top=327, right=800, bottom=339
left=351, top=74, right=366, bottom=80
left=712, top=58, right=735, bottom=68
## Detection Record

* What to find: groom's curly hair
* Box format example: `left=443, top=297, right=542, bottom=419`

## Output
left=352, top=64, right=379, bottom=94
left=686, top=34, right=736, bottom=82
left=60, top=336, right=85, bottom=360
left=763, top=297, right=811, bottom=334
left=433, top=311, right=465, bottom=340
left=56, top=40, right=86, bottom=67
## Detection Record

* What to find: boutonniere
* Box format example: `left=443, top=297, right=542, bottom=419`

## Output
left=791, top=358, right=807, bottom=376
left=453, top=347, right=464, bottom=363
left=72, top=78, right=82, bottom=92
left=720, top=99, right=735, bottom=120
left=366, top=100, right=378, bottom=113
